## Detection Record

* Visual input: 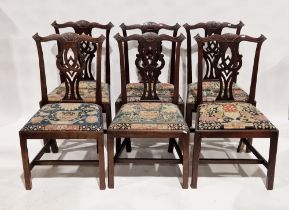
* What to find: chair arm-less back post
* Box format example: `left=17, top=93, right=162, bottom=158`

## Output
left=114, top=32, right=185, bottom=106
left=33, top=32, right=105, bottom=106
left=194, top=33, right=266, bottom=107
left=183, top=21, right=244, bottom=85
left=51, top=20, right=113, bottom=84
left=119, top=22, right=181, bottom=84
left=33, top=34, right=48, bottom=106
left=249, top=35, right=266, bottom=104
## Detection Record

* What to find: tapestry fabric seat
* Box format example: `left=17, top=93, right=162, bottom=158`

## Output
left=198, top=102, right=275, bottom=130
left=21, top=103, right=103, bottom=131
left=116, top=83, right=183, bottom=103
left=187, top=81, right=249, bottom=106
left=48, top=81, right=110, bottom=104
left=109, top=102, right=188, bottom=131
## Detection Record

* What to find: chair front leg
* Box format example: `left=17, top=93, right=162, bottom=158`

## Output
left=266, top=133, right=278, bottom=190
left=182, top=135, right=190, bottom=189
left=107, top=134, right=115, bottom=189
left=191, top=133, right=201, bottom=189
left=245, top=138, right=253, bottom=153
left=20, top=135, right=32, bottom=190
left=97, top=135, right=106, bottom=190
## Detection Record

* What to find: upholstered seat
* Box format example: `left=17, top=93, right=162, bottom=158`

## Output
left=21, top=103, right=103, bottom=131
left=198, top=102, right=275, bottom=130
left=109, top=102, right=188, bottom=131
left=116, top=83, right=183, bottom=103
left=48, top=81, right=110, bottom=104
left=187, top=81, right=248, bottom=106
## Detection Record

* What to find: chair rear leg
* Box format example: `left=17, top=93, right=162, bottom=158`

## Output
left=97, top=135, right=106, bottom=190
left=237, top=138, right=246, bottom=152
left=266, top=133, right=278, bottom=190
left=168, top=138, right=174, bottom=153
left=20, top=135, right=32, bottom=190
left=43, top=139, right=51, bottom=153
left=185, top=105, right=193, bottom=129
left=50, top=139, right=58, bottom=153
left=246, top=138, right=253, bottom=153
left=107, top=134, right=115, bottom=189
left=191, top=133, right=201, bottom=189
left=182, top=135, right=190, bottom=189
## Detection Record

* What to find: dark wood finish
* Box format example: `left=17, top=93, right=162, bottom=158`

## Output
left=108, top=32, right=189, bottom=188
left=183, top=21, right=245, bottom=130
left=52, top=20, right=113, bottom=83
left=19, top=33, right=106, bottom=190
left=115, top=23, right=183, bottom=153
left=191, top=33, right=279, bottom=190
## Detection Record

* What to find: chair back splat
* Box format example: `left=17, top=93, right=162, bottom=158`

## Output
left=33, top=32, right=105, bottom=105
left=114, top=32, right=185, bottom=105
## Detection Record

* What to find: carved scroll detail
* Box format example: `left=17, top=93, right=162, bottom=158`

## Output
left=135, top=33, right=165, bottom=100
left=213, top=41, right=242, bottom=100
left=56, top=33, right=86, bottom=100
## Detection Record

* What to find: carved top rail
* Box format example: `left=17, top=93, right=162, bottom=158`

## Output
left=33, top=32, right=105, bottom=105
left=115, top=32, right=185, bottom=104
left=195, top=33, right=266, bottom=105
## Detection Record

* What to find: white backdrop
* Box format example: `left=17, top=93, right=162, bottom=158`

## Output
left=1, top=0, right=289, bottom=209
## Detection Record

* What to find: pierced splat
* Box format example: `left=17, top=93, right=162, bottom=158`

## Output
left=56, top=33, right=86, bottom=101
left=213, top=38, right=242, bottom=100
left=135, top=33, right=165, bottom=101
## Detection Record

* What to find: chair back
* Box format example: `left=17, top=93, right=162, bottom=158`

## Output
left=120, top=22, right=180, bottom=84
left=52, top=20, right=113, bottom=83
left=33, top=32, right=105, bottom=105
left=195, top=33, right=266, bottom=105
left=184, top=21, right=244, bottom=83
left=115, top=32, right=185, bottom=105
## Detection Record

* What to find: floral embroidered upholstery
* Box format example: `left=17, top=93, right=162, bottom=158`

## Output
left=198, top=102, right=275, bottom=130
left=187, top=81, right=248, bottom=106
left=21, top=103, right=103, bottom=131
left=116, top=83, right=183, bottom=103
left=109, top=102, right=188, bottom=131
left=48, top=81, right=110, bottom=103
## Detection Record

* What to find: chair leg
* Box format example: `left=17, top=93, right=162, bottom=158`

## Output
left=97, top=135, right=106, bottom=190
left=116, top=138, right=121, bottom=152
left=20, top=135, right=32, bottom=190
left=266, top=133, right=278, bottom=190
left=125, top=138, right=132, bottom=152
left=107, top=134, right=115, bottom=189
left=43, top=139, right=51, bottom=153
left=105, top=104, right=112, bottom=129
left=50, top=139, right=59, bottom=153
left=185, top=105, right=193, bottom=128
left=237, top=138, right=246, bottom=153
left=191, top=133, right=201, bottom=189
left=245, top=138, right=253, bottom=153
left=168, top=138, right=174, bottom=153
left=182, top=135, right=190, bottom=189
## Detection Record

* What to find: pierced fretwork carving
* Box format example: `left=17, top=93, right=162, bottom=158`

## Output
left=56, top=33, right=86, bottom=101
left=135, top=33, right=165, bottom=100
left=212, top=35, right=242, bottom=100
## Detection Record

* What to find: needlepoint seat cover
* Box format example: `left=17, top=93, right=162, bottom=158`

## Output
left=21, top=103, right=103, bottom=131
left=187, top=81, right=249, bottom=106
left=198, top=102, right=275, bottom=130
left=109, top=102, right=188, bottom=131
left=48, top=81, right=110, bottom=104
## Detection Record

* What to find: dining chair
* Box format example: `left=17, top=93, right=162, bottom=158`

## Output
left=19, top=32, right=106, bottom=190
left=107, top=32, right=189, bottom=188
left=191, top=33, right=278, bottom=190
left=43, top=20, right=113, bottom=153
left=115, top=22, right=183, bottom=154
